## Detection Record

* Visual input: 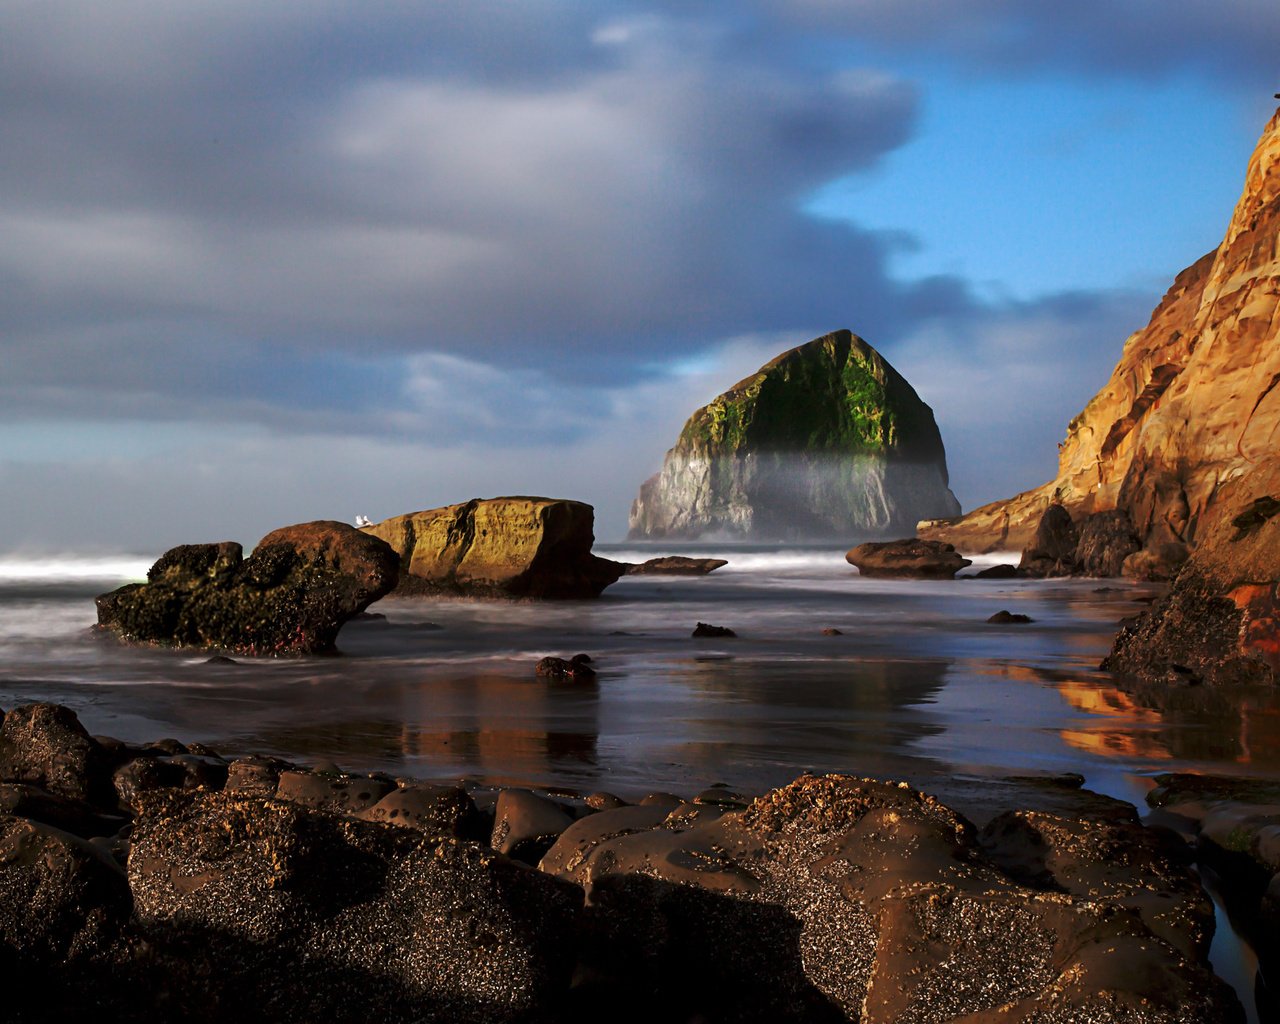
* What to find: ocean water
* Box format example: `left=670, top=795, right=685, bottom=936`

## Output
left=3, top=544, right=1277, bottom=1020
left=4, top=545, right=1278, bottom=802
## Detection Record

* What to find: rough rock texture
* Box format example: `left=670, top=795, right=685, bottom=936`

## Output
left=1104, top=478, right=1280, bottom=685
left=363, top=496, right=625, bottom=599
left=921, top=110, right=1280, bottom=574
left=1076, top=508, right=1142, bottom=577
left=95, top=521, right=399, bottom=654
left=127, top=791, right=584, bottom=1024
left=542, top=774, right=1238, bottom=1023
left=0, top=704, right=111, bottom=805
left=1018, top=503, right=1080, bottom=578
left=846, top=538, right=972, bottom=579
left=629, top=330, right=960, bottom=540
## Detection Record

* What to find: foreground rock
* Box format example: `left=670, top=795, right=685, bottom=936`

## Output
left=629, top=330, right=960, bottom=540
left=920, top=109, right=1280, bottom=587
left=846, top=538, right=971, bottom=579
left=363, top=496, right=626, bottom=599
left=95, top=522, right=398, bottom=654
left=0, top=702, right=1246, bottom=1022
left=544, top=774, right=1237, bottom=1022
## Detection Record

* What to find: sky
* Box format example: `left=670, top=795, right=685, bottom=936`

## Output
left=2, top=1, right=1278, bottom=552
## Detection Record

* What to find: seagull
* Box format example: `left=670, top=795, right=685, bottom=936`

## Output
left=355, top=514, right=373, bottom=527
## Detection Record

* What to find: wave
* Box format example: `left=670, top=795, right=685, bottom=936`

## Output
left=0, top=554, right=152, bottom=584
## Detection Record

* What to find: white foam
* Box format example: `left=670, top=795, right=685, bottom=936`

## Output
left=0, top=554, right=151, bottom=583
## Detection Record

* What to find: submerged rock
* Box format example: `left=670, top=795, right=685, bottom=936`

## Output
left=94, top=521, right=399, bottom=655
left=846, top=538, right=971, bottom=579
left=364, top=496, right=625, bottom=599
left=628, top=330, right=960, bottom=541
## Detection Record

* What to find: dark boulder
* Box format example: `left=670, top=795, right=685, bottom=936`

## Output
left=490, top=790, right=576, bottom=864
left=625, top=556, right=729, bottom=575
left=692, top=622, right=737, bottom=638
left=95, top=521, right=399, bottom=655
left=127, top=791, right=583, bottom=1024
left=0, top=704, right=111, bottom=806
left=1019, top=504, right=1080, bottom=577
left=1076, top=509, right=1141, bottom=577
left=845, top=538, right=972, bottom=579
left=356, top=784, right=484, bottom=839
left=987, top=610, right=1034, bottom=624
left=973, top=563, right=1020, bottom=579
left=0, top=815, right=131, bottom=980
left=535, top=655, right=597, bottom=681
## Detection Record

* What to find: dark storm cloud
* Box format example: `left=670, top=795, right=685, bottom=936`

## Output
left=0, top=0, right=932, bottom=409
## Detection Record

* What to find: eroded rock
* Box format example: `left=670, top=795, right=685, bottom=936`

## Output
left=846, top=538, right=971, bottom=579
left=95, top=522, right=399, bottom=654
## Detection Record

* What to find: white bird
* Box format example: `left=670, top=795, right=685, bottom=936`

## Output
left=355, top=514, right=373, bottom=527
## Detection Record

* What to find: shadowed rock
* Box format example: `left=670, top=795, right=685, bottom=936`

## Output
left=95, top=521, right=399, bottom=654
left=624, top=556, right=729, bottom=575
left=846, top=538, right=971, bottom=579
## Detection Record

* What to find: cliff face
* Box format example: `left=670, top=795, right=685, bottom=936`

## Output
left=628, top=330, right=960, bottom=540
left=921, top=110, right=1280, bottom=568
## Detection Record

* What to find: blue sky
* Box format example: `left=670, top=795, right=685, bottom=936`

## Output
left=1, top=2, right=1276, bottom=550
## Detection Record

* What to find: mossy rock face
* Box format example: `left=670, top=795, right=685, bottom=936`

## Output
left=629, top=330, right=960, bottom=540
left=95, top=522, right=399, bottom=655
left=364, top=496, right=626, bottom=599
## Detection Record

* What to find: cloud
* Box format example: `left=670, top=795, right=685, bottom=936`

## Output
left=756, top=1, right=1280, bottom=84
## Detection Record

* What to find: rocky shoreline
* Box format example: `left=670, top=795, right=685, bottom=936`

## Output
left=0, top=699, right=1252, bottom=1023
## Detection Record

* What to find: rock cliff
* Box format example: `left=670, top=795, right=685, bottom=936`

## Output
left=628, top=330, right=960, bottom=540
left=364, top=496, right=626, bottom=598
left=920, top=110, right=1280, bottom=571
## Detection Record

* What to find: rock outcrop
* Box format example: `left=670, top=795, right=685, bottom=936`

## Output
left=846, top=538, right=972, bottom=579
left=95, top=522, right=399, bottom=655
left=363, top=497, right=625, bottom=599
left=920, top=110, right=1280, bottom=578
left=0, top=703, right=1247, bottom=1023
left=629, top=330, right=960, bottom=540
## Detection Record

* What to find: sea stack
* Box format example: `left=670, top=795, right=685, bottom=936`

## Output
left=628, top=330, right=960, bottom=540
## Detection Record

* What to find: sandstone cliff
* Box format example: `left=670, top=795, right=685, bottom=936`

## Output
left=921, top=109, right=1280, bottom=572
left=628, top=330, right=960, bottom=540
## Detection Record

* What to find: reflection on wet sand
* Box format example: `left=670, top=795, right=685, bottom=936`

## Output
left=1016, top=663, right=1280, bottom=771
left=399, top=672, right=600, bottom=787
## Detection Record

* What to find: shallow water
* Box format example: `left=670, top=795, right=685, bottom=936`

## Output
left=4, top=545, right=1278, bottom=801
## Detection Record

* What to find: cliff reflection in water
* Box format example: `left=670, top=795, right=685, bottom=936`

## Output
left=1039, top=666, right=1280, bottom=770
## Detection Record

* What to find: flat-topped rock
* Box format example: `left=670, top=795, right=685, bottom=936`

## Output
left=363, top=496, right=625, bottom=599
left=846, top=538, right=972, bottom=579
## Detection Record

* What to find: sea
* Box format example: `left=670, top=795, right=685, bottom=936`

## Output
left=1, top=544, right=1277, bottom=1018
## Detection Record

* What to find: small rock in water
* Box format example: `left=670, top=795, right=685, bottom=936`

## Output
left=204, top=655, right=238, bottom=665
left=973, top=563, right=1020, bottom=579
left=987, top=610, right=1034, bottom=624
left=692, top=622, right=736, bottom=638
left=535, top=655, right=597, bottom=681
left=821, top=627, right=844, bottom=636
